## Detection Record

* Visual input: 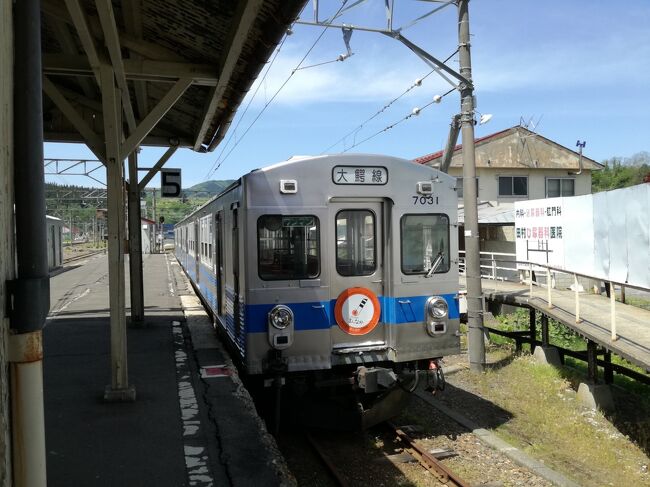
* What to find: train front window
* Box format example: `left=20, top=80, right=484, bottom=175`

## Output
left=258, top=215, right=320, bottom=280
left=336, top=210, right=376, bottom=276
left=401, top=214, right=450, bottom=275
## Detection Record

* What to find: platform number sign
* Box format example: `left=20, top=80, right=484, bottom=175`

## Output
left=161, top=168, right=181, bottom=198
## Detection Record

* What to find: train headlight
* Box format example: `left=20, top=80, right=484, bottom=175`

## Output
left=268, top=305, right=293, bottom=330
left=426, top=296, right=448, bottom=319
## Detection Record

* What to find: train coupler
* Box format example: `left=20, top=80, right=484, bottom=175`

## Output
left=424, top=359, right=445, bottom=394
left=355, top=366, right=397, bottom=394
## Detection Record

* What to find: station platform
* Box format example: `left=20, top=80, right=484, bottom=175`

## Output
left=478, top=278, right=650, bottom=373
left=44, top=253, right=291, bottom=487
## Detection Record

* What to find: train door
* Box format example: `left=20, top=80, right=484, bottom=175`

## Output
left=215, top=211, right=224, bottom=315
left=330, top=200, right=386, bottom=348
left=231, top=206, right=242, bottom=342
left=183, top=227, right=188, bottom=267
left=194, top=220, right=200, bottom=283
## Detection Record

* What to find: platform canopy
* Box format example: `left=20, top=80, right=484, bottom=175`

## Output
left=41, top=0, right=306, bottom=156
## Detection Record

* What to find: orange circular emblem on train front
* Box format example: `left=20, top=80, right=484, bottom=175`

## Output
left=334, top=287, right=381, bottom=336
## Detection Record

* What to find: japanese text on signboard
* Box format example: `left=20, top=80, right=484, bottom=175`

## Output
left=332, top=166, right=388, bottom=185
left=515, top=205, right=563, bottom=240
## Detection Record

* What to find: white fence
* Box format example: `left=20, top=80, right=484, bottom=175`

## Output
left=460, top=250, right=650, bottom=342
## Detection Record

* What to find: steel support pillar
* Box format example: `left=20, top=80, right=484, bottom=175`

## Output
left=586, top=340, right=598, bottom=384
left=101, top=64, right=135, bottom=401
left=603, top=349, right=614, bottom=384
left=458, top=0, right=485, bottom=371
left=541, top=314, right=549, bottom=347
left=529, top=308, right=536, bottom=352
left=11, top=0, right=48, bottom=484
left=127, top=151, right=144, bottom=326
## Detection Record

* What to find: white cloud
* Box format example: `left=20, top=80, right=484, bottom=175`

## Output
left=247, top=44, right=455, bottom=106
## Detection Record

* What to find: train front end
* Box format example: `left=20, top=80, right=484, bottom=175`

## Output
left=244, top=154, right=460, bottom=429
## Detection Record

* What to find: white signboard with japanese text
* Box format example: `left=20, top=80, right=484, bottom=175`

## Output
left=514, top=198, right=566, bottom=268
left=332, top=165, right=388, bottom=185
left=515, top=184, right=650, bottom=289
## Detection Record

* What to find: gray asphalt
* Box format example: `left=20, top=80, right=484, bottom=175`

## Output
left=43, top=253, right=291, bottom=487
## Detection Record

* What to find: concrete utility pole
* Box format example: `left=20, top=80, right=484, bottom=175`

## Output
left=458, top=0, right=486, bottom=371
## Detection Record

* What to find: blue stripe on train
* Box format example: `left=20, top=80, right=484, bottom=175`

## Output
left=178, top=254, right=459, bottom=334
left=244, top=293, right=459, bottom=333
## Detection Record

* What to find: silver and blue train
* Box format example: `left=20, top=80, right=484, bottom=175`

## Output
left=175, top=154, right=460, bottom=428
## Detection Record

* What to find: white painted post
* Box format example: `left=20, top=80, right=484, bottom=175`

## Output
left=610, top=281, right=618, bottom=341
left=574, top=274, right=580, bottom=323
left=529, top=263, right=533, bottom=297
left=101, top=64, right=135, bottom=401
left=546, top=267, right=552, bottom=308
left=492, top=254, right=497, bottom=292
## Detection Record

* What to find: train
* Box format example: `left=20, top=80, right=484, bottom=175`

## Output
left=175, top=154, right=460, bottom=429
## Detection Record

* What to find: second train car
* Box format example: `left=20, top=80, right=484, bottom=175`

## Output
left=175, top=154, right=460, bottom=428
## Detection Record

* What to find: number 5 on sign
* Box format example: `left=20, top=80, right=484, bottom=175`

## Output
left=161, top=168, right=181, bottom=198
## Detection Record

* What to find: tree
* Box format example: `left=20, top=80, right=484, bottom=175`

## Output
left=592, top=151, right=650, bottom=192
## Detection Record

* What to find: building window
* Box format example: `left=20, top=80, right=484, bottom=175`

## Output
left=257, top=215, right=320, bottom=280
left=401, top=214, right=450, bottom=275
left=546, top=178, right=575, bottom=197
left=456, top=177, right=479, bottom=198
left=336, top=210, right=376, bottom=276
left=498, top=176, right=528, bottom=197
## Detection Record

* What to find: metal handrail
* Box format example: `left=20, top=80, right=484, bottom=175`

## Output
left=458, top=250, right=650, bottom=343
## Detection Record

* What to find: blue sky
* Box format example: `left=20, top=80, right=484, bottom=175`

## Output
left=45, top=0, right=650, bottom=189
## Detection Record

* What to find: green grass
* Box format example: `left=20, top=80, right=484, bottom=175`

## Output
left=464, top=355, right=650, bottom=486
left=622, top=295, right=650, bottom=311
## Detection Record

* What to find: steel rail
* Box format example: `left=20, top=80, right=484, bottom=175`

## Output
left=63, top=249, right=104, bottom=264
left=388, top=421, right=471, bottom=487
left=305, top=433, right=350, bottom=487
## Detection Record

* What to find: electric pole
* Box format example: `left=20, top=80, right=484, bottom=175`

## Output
left=458, top=0, right=486, bottom=371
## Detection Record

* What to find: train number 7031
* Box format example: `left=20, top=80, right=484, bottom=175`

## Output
left=412, top=195, right=439, bottom=205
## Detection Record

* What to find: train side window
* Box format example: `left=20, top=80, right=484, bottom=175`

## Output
left=336, top=210, right=376, bottom=277
left=257, top=215, right=320, bottom=280
left=400, top=214, right=450, bottom=275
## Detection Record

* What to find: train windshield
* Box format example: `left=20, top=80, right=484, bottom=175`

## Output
left=401, top=214, right=450, bottom=275
left=257, top=215, right=320, bottom=280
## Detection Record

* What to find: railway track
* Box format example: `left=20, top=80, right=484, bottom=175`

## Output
left=387, top=422, right=470, bottom=487
left=304, top=423, right=470, bottom=487
left=62, top=248, right=104, bottom=264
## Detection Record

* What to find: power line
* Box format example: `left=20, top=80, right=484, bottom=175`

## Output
left=205, top=36, right=290, bottom=179
left=321, top=71, right=435, bottom=154
left=341, top=86, right=456, bottom=153
left=321, top=48, right=458, bottom=154
left=206, top=0, right=350, bottom=179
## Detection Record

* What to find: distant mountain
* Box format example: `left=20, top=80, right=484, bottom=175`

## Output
left=186, top=179, right=235, bottom=198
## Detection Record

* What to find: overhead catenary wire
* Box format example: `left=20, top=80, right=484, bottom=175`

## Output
left=204, top=36, right=289, bottom=179
left=340, top=86, right=456, bottom=153
left=321, top=48, right=458, bottom=154
left=206, top=0, right=351, bottom=179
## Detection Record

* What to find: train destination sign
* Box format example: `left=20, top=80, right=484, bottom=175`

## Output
left=332, top=165, right=388, bottom=185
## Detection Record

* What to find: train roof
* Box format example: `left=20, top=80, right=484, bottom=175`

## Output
left=175, top=154, right=455, bottom=225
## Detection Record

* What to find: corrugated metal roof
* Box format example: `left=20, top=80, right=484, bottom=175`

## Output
left=42, top=0, right=307, bottom=152
left=458, top=201, right=515, bottom=225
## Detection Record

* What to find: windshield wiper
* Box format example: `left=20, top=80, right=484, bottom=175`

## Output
left=425, top=251, right=444, bottom=278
